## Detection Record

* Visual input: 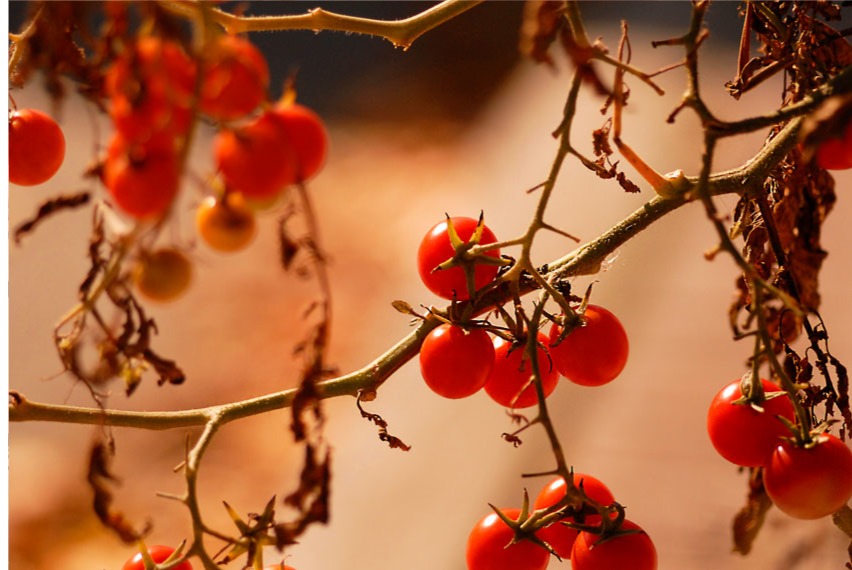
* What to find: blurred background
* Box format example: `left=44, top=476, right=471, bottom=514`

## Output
left=8, top=2, right=852, bottom=569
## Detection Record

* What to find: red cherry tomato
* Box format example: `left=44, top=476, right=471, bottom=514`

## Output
left=105, top=37, right=196, bottom=145
left=270, top=103, right=329, bottom=183
left=815, top=121, right=852, bottom=170
left=466, top=508, right=550, bottom=570
left=763, top=433, right=852, bottom=519
left=484, top=333, right=558, bottom=409
left=416, top=217, right=500, bottom=301
left=548, top=305, right=628, bottom=387
left=571, top=520, right=657, bottom=570
left=419, top=324, right=494, bottom=399
left=213, top=111, right=298, bottom=199
left=201, top=35, right=269, bottom=121
left=533, top=474, right=615, bottom=560
left=9, top=109, right=66, bottom=186
left=102, top=136, right=180, bottom=219
left=706, top=378, right=795, bottom=467
left=122, top=545, right=193, bottom=570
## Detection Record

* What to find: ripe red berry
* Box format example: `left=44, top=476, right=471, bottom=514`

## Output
left=122, top=545, right=193, bottom=570
left=200, top=35, right=269, bottom=121
left=102, top=135, right=180, bottom=219
left=484, top=332, right=559, bottom=409
left=419, top=324, right=494, bottom=399
left=571, top=520, right=657, bottom=570
left=416, top=217, right=501, bottom=301
left=105, top=37, right=197, bottom=145
left=270, top=103, right=329, bottom=183
left=548, top=305, right=629, bottom=387
left=466, top=508, right=550, bottom=570
left=9, top=109, right=66, bottom=186
left=815, top=121, right=852, bottom=170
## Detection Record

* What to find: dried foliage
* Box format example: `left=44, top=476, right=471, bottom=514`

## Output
left=12, top=191, right=91, bottom=244
left=731, top=468, right=773, bottom=555
left=87, top=441, right=148, bottom=544
left=356, top=393, right=412, bottom=452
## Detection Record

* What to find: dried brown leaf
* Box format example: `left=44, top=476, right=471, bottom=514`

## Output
left=87, top=441, right=147, bottom=543
left=13, top=192, right=90, bottom=244
left=519, top=0, right=567, bottom=67
left=732, top=468, right=772, bottom=555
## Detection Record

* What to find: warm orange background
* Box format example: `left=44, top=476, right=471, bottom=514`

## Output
left=9, top=3, right=852, bottom=569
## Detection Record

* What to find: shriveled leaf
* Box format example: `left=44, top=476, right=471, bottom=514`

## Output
left=87, top=441, right=147, bottom=543
left=519, top=0, right=567, bottom=67
left=356, top=396, right=411, bottom=451
left=13, top=192, right=90, bottom=244
left=616, top=172, right=642, bottom=194
left=732, top=469, right=772, bottom=555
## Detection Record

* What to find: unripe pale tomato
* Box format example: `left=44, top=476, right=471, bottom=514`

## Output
left=122, top=545, right=193, bottom=570
left=466, top=508, right=550, bottom=570
left=419, top=324, right=494, bottom=399
left=196, top=192, right=257, bottom=252
left=9, top=109, right=66, bottom=186
left=548, top=305, right=628, bottom=387
left=416, top=217, right=500, bottom=301
left=533, top=474, right=615, bottom=560
left=484, top=332, right=558, bottom=409
left=200, top=35, right=269, bottom=121
left=763, top=433, right=852, bottom=519
left=571, top=520, right=657, bottom=570
left=133, top=248, right=192, bottom=302
left=706, top=378, right=795, bottom=467
left=102, top=136, right=180, bottom=219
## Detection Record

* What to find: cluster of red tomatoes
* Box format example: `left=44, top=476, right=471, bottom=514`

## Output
left=707, top=377, right=852, bottom=520
left=416, top=216, right=629, bottom=407
left=99, top=33, right=327, bottom=302
left=10, top=32, right=328, bottom=304
left=466, top=475, right=656, bottom=570
left=122, top=545, right=296, bottom=570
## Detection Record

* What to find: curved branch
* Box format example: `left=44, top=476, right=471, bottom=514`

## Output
left=160, top=0, right=484, bottom=49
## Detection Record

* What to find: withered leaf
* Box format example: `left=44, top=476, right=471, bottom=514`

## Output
left=276, top=444, right=331, bottom=548
left=13, top=192, right=90, bottom=245
left=732, top=468, right=772, bottom=555
left=356, top=396, right=411, bottom=452
left=87, top=441, right=147, bottom=543
left=616, top=172, right=642, bottom=194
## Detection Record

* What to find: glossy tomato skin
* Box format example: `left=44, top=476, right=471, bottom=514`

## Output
left=706, top=378, right=795, bottom=467
left=9, top=109, right=66, bottom=186
left=484, top=333, right=559, bottom=409
left=763, top=433, right=852, bottom=520
left=548, top=305, right=628, bottom=387
left=196, top=193, right=257, bottom=252
left=271, top=103, right=329, bottom=183
left=571, top=520, right=657, bottom=570
left=122, top=545, right=193, bottom=570
left=214, top=111, right=298, bottom=199
left=419, top=324, right=494, bottom=399
left=534, top=474, right=615, bottom=560
left=416, top=217, right=500, bottom=301
left=816, top=122, right=852, bottom=170
left=466, top=508, right=550, bottom=570
left=201, top=34, right=269, bottom=121
left=102, top=136, right=180, bottom=219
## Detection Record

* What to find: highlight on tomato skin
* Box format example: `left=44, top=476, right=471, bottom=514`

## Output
left=548, top=304, right=629, bottom=387
left=705, top=378, right=796, bottom=467
left=533, top=474, right=615, bottom=560
left=466, top=508, right=550, bottom=570
left=484, top=332, right=559, bottom=409
left=196, top=192, right=257, bottom=253
left=570, top=519, right=658, bottom=570
left=9, top=108, right=66, bottom=186
left=416, top=216, right=501, bottom=301
left=763, top=433, right=852, bottom=520
left=419, top=324, right=495, bottom=399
